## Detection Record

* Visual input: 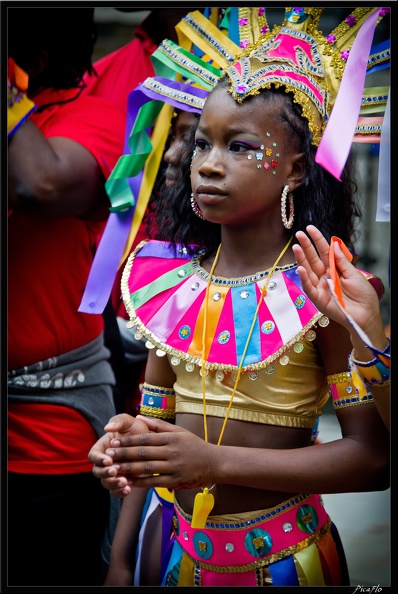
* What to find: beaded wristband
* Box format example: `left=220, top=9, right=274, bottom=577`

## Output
left=139, top=382, right=176, bottom=419
left=349, top=351, right=391, bottom=387
left=327, top=370, right=373, bottom=409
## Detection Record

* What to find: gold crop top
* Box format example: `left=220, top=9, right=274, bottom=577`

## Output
left=170, top=334, right=329, bottom=429
left=123, top=240, right=333, bottom=430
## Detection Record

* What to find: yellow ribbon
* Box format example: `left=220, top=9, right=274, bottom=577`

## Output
left=119, top=101, right=174, bottom=266
left=176, top=10, right=240, bottom=69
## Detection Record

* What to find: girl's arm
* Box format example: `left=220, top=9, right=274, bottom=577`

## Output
left=95, top=401, right=389, bottom=496
left=104, top=488, right=149, bottom=586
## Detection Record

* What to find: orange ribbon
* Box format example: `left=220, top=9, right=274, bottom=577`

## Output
left=8, top=58, right=29, bottom=91
left=328, top=236, right=353, bottom=309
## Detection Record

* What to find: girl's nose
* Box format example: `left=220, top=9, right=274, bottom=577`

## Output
left=164, top=139, right=179, bottom=165
left=197, top=147, right=224, bottom=176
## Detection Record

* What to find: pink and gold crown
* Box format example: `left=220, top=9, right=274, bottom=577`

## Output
left=223, top=7, right=389, bottom=145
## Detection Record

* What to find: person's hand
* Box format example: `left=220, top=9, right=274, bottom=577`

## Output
left=96, top=415, right=217, bottom=494
left=293, top=225, right=381, bottom=332
left=88, top=413, right=150, bottom=497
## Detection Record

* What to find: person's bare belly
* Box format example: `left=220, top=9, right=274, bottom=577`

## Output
left=175, top=413, right=312, bottom=515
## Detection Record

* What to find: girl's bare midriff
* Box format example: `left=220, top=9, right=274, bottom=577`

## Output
left=175, top=413, right=312, bottom=515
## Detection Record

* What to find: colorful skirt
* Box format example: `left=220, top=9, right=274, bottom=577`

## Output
left=162, top=493, right=349, bottom=586
left=134, top=487, right=175, bottom=585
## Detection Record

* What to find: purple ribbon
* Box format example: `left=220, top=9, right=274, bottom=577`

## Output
left=160, top=500, right=175, bottom=582
left=315, top=8, right=383, bottom=180
left=79, top=79, right=208, bottom=314
left=141, top=76, right=208, bottom=113
left=78, top=86, right=149, bottom=314
left=78, top=209, right=135, bottom=314
left=376, top=90, right=390, bottom=222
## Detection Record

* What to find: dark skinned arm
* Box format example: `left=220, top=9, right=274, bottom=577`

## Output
left=8, top=120, right=107, bottom=219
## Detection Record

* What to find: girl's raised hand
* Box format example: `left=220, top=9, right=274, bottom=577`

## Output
left=293, top=225, right=380, bottom=332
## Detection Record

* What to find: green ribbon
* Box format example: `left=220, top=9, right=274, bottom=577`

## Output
left=106, top=99, right=164, bottom=212
left=151, top=40, right=221, bottom=91
left=219, top=7, right=231, bottom=31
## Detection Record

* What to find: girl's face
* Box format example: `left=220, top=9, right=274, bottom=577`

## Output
left=164, top=110, right=198, bottom=188
left=191, top=85, right=302, bottom=229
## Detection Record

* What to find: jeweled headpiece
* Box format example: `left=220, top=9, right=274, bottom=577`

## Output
left=223, top=7, right=388, bottom=147
left=158, top=7, right=389, bottom=179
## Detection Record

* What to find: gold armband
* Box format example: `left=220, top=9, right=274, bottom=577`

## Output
left=139, top=382, right=176, bottom=419
left=327, top=370, right=373, bottom=410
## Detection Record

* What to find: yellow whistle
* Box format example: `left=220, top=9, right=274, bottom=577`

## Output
left=191, top=487, right=215, bottom=528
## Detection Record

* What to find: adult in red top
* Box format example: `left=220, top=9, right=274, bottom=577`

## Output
left=7, top=6, right=190, bottom=587
left=7, top=8, right=124, bottom=587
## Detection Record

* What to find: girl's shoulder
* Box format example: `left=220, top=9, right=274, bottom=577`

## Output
left=121, top=239, right=201, bottom=314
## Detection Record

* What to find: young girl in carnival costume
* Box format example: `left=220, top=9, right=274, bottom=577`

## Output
left=89, top=7, right=390, bottom=586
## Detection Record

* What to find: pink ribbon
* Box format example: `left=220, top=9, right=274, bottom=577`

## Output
left=315, top=8, right=382, bottom=180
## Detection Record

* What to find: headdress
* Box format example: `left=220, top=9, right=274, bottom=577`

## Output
left=79, top=7, right=390, bottom=315
left=223, top=8, right=388, bottom=145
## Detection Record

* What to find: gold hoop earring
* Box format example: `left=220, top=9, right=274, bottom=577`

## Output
left=281, top=185, right=294, bottom=229
left=190, top=192, right=205, bottom=220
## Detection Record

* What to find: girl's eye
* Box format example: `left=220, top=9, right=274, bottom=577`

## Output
left=194, top=138, right=208, bottom=151
left=229, top=141, right=252, bottom=153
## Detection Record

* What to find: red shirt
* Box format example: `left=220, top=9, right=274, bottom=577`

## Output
left=8, top=29, right=157, bottom=473
left=82, top=26, right=157, bottom=121
left=8, top=88, right=125, bottom=370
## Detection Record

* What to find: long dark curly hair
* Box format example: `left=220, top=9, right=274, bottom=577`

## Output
left=153, top=78, right=361, bottom=256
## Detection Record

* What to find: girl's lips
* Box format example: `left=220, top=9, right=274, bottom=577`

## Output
left=164, top=167, right=179, bottom=187
left=196, top=184, right=225, bottom=195
left=198, top=193, right=227, bottom=207
left=196, top=185, right=227, bottom=204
